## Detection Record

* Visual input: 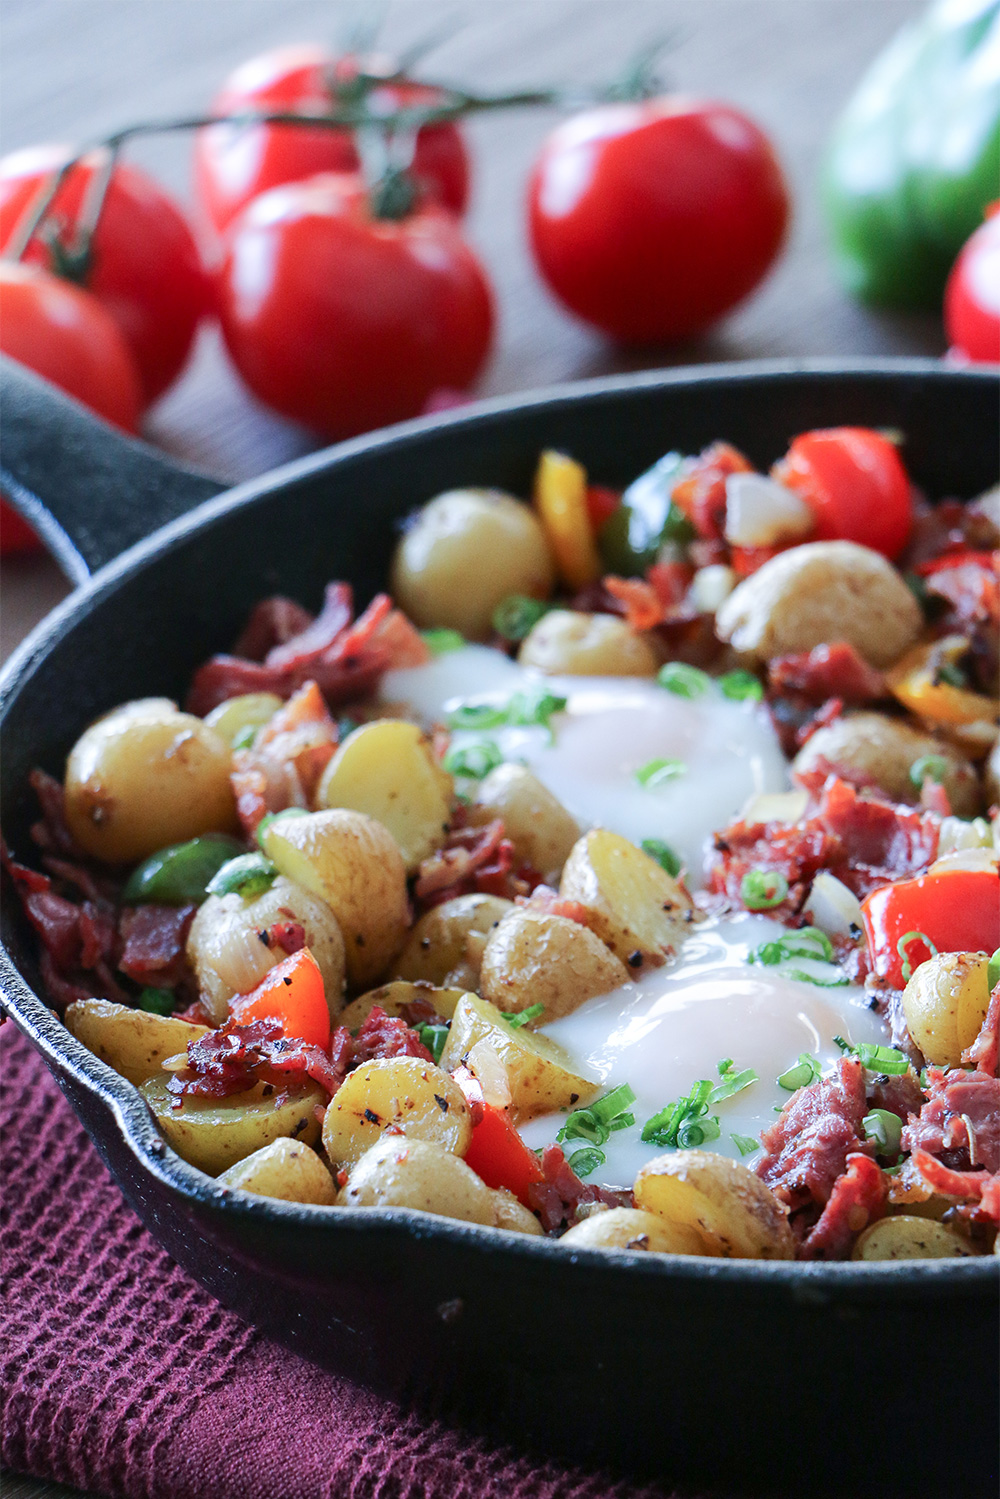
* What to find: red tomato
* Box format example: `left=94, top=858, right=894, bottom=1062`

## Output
left=772, top=427, right=912, bottom=560
left=194, top=44, right=470, bottom=237
left=944, top=208, right=1000, bottom=365
left=861, top=866, right=1000, bottom=990
left=217, top=172, right=493, bottom=439
left=231, top=948, right=331, bottom=1049
left=0, top=262, right=142, bottom=431
left=527, top=99, right=789, bottom=343
left=0, top=145, right=210, bottom=405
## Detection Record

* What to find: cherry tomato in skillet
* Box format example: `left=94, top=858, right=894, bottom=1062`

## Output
left=772, top=427, right=913, bottom=561
left=194, top=44, right=470, bottom=238
left=0, top=145, right=210, bottom=406
left=527, top=99, right=789, bottom=343
left=217, top=173, right=493, bottom=440
left=944, top=208, right=1000, bottom=365
left=0, top=262, right=142, bottom=431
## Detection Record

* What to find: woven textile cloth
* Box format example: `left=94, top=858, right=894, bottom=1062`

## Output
left=1, top=1024, right=685, bottom=1499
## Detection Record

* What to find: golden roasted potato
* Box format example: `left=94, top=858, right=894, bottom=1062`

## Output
left=204, top=692, right=283, bottom=746
left=187, top=874, right=346, bottom=1025
left=337, top=1135, right=495, bottom=1224
left=140, top=1077, right=322, bottom=1176
left=262, top=809, right=409, bottom=988
left=634, top=1150, right=795, bottom=1260
left=793, top=713, right=979, bottom=817
left=216, top=1138, right=336, bottom=1205
left=490, top=1188, right=544, bottom=1236
left=714, top=541, right=922, bottom=669
left=321, top=1055, right=472, bottom=1166
left=390, top=488, right=554, bottom=639
left=395, top=893, right=514, bottom=986
left=558, top=1207, right=706, bottom=1255
left=901, top=951, right=992, bottom=1067
left=518, top=610, right=659, bottom=676
left=317, top=719, right=453, bottom=872
left=479, top=908, right=629, bottom=1021
left=338, top=980, right=467, bottom=1032
left=851, top=1216, right=977, bottom=1260
left=64, top=698, right=237, bottom=862
left=439, top=994, right=598, bottom=1121
left=559, top=829, right=696, bottom=973
left=65, top=999, right=208, bottom=1086
left=471, top=764, right=579, bottom=881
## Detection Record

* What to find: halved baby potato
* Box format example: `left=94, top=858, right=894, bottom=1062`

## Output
left=440, top=993, right=598, bottom=1121
left=479, top=908, right=629, bottom=1021
left=338, top=980, right=467, bottom=1032
left=394, top=893, right=514, bottom=987
left=559, top=1207, right=706, bottom=1256
left=321, top=1055, right=471, bottom=1166
left=216, top=1137, right=336, bottom=1205
left=559, top=829, right=696, bottom=972
left=901, top=950, right=992, bottom=1067
left=851, top=1215, right=977, bottom=1261
left=65, top=999, right=208, bottom=1087
left=337, top=1135, right=495, bottom=1224
left=140, top=1076, right=323, bottom=1176
left=634, top=1150, right=794, bottom=1260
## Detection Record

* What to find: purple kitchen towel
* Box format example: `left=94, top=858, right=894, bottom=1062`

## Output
left=1, top=1024, right=691, bottom=1499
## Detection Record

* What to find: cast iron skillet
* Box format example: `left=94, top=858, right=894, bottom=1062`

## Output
left=2, top=357, right=998, bottom=1496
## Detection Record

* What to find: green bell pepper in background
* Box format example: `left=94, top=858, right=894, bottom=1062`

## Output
left=597, top=451, right=693, bottom=576
left=121, top=834, right=245, bottom=905
left=823, top=0, right=1000, bottom=309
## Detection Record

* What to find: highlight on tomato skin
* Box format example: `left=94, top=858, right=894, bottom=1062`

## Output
left=230, top=947, right=331, bottom=1050
left=772, top=427, right=913, bottom=561
left=0, top=144, right=211, bottom=406
left=193, top=43, right=470, bottom=239
left=216, top=171, right=494, bottom=440
left=944, top=208, right=1000, bottom=366
left=527, top=98, right=790, bottom=344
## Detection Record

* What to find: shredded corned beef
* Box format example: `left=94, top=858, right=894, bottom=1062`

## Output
left=798, top=1152, right=887, bottom=1260
left=185, top=584, right=429, bottom=717
left=260, top=920, right=307, bottom=957
left=768, top=642, right=887, bottom=705
left=230, top=680, right=339, bottom=835
left=169, top=1018, right=343, bottom=1100
left=351, top=1006, right=434, bottom=1067
left=117, top=904, right=196, bottom=988
left=757, top=1058, right=871, bottom=1217
left=515, top=885, right=591, bottom=925
left=901, top=1069, right=1000, bottom=1175
left=527, top=1143, right=633, bottom=1235
left=963, top=986, right=1000, bottom=1076
left=414, top=820, right=534, bottom=908
left=232, top=596, right=315, bottom=660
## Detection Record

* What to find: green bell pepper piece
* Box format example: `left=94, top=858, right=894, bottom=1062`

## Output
left=121, top=835, right=245, bottom=906
left=597, top=451, right=693, bottom=575
left=824, top=0, right=1000, bottom=309
left=206, top=852, right=278, bottom=901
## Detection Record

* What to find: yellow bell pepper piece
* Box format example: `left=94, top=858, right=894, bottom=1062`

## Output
left=886, top=635, right=999, bottom=729
left=533, top=449, right=602, bottom=591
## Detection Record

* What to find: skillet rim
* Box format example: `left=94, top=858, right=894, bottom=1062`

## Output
left=2, top=355, right=998, bottom=1295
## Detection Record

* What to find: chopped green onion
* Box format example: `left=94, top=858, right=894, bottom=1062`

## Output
left=640, top=838, right=682, bottom=877
left=740, top=868, right=789, bottom=911
left=657, top=662, right=710, bottom=698
left=856, top=1042, right=911, bottom=1076
left=422, top=628, right=465, bottom=656
left=558, top=1084, right=636, bottom=1149
left=988, top=948, right=1000, bottom=991
left=137, top=987, right=174, bottom=1016
left=749, top=927, right=835, bottom=967
left=207, top=852, right=278, bottom=900
left=492, top=595, right=549, bottom=643
left=678, top=1115, right=722, bottom=1147
left=443, top=739, right=503, bottom=780
left=500, top=1003, right=546, bottom=1029
left=337, top=716, right=359, bottom=740
left=936, top=661, right=967, bottom=688
left=777, top=1052, right=823, bottom=1091
left=897, top=929, right=938, bottom=983
left=780, top=968, right=850, bottom=988
left=711, top=1059, right=758, bottom=1103
left=415, top=1022, right=449, bottom=1064
left=909, top=754, right=950, bottom=788
left=635, top=757, right=687, bottom=789
left=446, top=686, right=568, bottom=741
left=256, top=807, right=309, bottom=848
left=718, top=670, right=764, bottom=702
left=731, top=1133, right=760, bottom=1157
left=447, top=702, right=510, bottom=730
left=232, top=723, right=258, bottom=751
left=862, top=1109, right=903, bottom=1156
left=642, top=1078, right=717, bottom=1148
left=568, top=1147, right=606, bottom=1178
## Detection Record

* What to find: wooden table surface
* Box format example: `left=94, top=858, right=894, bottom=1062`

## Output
left=2, top=1, right=934, bottom=1495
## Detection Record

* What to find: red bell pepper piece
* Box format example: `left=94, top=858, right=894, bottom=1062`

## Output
left=463, top=1102, right=545, bottom=1207
left=861, top=866, right=1000, bottom=989
left=585, top=484, right=620, bottom=531
left=231, top=947, right=331, bottom=1049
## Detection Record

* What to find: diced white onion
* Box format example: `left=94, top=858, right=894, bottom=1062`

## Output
left=688, top=563, right=737, bottom=613
left=723, top=473, right=815, bottom=548
left=741, top=790, right=809, bottom=825
left=929, top=847, right=999, bottom=876
left=803, top=870, right=864, bottom=939
left=466, top=1039, right=512, bottom=1109
left=936, top=815, right=993, bottom=857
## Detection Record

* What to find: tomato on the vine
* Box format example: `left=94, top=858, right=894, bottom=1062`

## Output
left=0, top=145, right=210, bottom=406
left=944, top=208, right=1000, bottom=365
left=0, top=262, right=143, bottom=430
left=194, top=45, right=470, bottom=237
left=217, top=172, right=493, bottom=440
left=527, top=99, right=789, bottom=343
left=772, top=427, right=912, bottom=561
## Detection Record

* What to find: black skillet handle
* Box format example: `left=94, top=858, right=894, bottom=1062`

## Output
left=0, top=358, right=226, bottom=585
